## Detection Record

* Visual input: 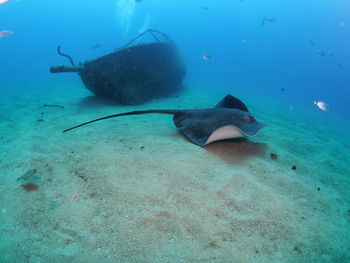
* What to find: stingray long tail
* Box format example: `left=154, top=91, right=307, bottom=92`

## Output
left=63, top=110, right=184, bottom=133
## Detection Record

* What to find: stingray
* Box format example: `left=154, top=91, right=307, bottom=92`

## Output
left=63, top=95, right=266, bottom=146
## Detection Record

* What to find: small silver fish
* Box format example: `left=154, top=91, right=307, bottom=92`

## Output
left=262, top=17, right=276, bottom=26
left=265, top=17, right=276, bottom=22
left=91, top=44, right=101, bottom=50
left=0, top=30, right=13, bottom=38
left=314, top=101, right=330, bottom=112
left=317, top=50, right=325, bottom=56
left=202, top=54, right=213, bottom=61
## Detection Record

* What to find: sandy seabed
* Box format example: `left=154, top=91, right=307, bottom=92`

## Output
left=0, top=81, right=350, bottom=263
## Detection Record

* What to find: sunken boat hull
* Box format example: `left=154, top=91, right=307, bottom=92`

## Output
left=50, top=31, right=186, bottom=105
left=80, top=42, right=186, bottom=105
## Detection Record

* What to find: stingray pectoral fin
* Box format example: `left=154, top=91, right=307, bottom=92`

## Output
left=173, top=113, right=213, bottom=146
left=182, top=126, right=210, bottom=146
left=238, top=121, right=266, bottom=137
left=173, top=112, right=189, bottom=128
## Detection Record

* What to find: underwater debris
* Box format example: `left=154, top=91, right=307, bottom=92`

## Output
left=59, top=227, right=78, bottom=238
left=317, top=187, right=320, bottom=191
left=21, top=183, right=39, bottom=192
left=201, top=6, right=209, bottom=10
left=336, top=62, right=342, bottom=69
left=71, top=191, right=79, bottom=202
left=293, top=246, right=302, bottom=254
left=36, top=119, right=44, bottom=122
left=261, top=17, right=276, bottom=26
left=202, top=54, right=213, bottom=61
left=90, top=192, right=97, bottom=198
left=57, top=46, right=75, bottom=65
left=270, top=153, right=278, bottom=160
left=0, top=30, right=13, bottom=38
left=43, top=104, right=64, bottom=109
left=204, top=240, right=218, bottom=249
left=292, top=165, right=296, bottom=170
left=281, top=88, right=285, bottom=92
left=78, top=175, right=87, bottom=182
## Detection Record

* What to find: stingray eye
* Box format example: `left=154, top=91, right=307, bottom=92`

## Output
left=243, top=115, right=251, bottom=122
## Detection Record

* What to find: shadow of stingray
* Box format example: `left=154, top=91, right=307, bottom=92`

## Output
left=204, top=139, right=268, bottom=164
left=79, top=96, right=123, bottom=108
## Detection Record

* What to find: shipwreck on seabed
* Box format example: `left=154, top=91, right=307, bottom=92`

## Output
left=50, top=29, right=186, bottom=105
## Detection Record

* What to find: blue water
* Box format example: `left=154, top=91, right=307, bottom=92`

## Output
left=1, top=0, right=349, bottom=120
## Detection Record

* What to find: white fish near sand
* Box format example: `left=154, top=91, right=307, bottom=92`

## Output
left=314, top=101, right=330, bottom=112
